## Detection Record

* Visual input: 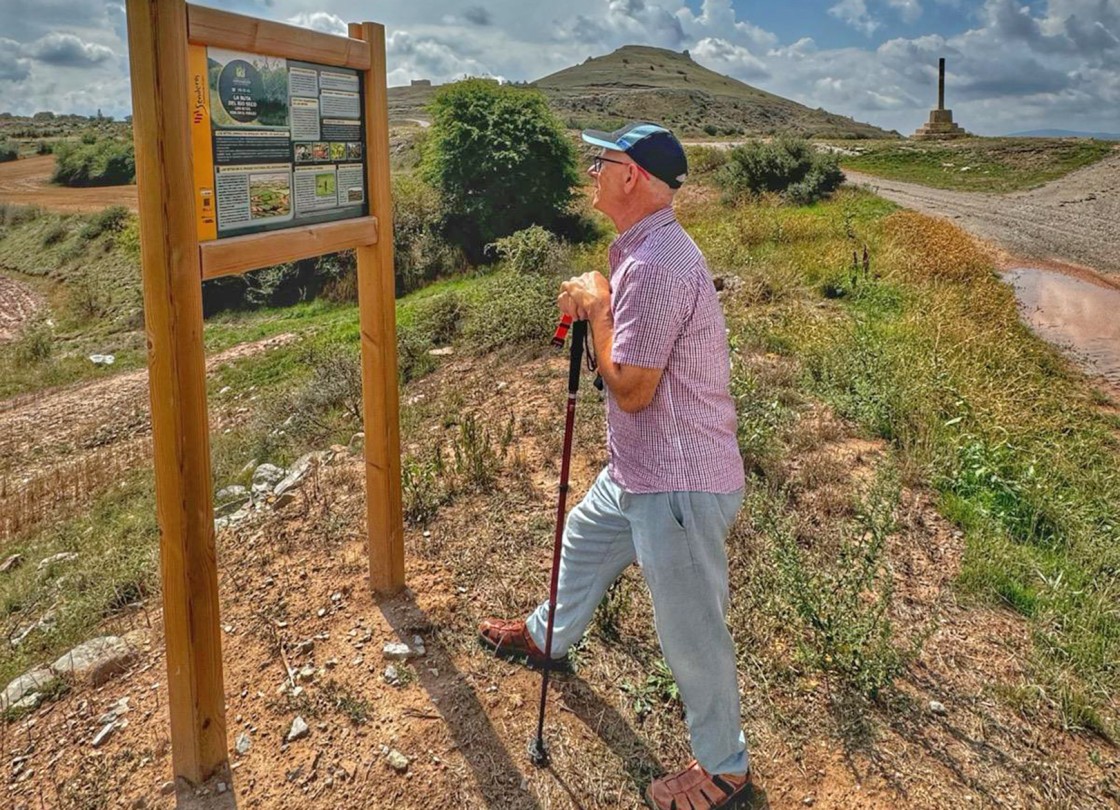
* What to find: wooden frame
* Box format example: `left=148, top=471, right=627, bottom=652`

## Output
left=200, top=216, right=379, bottom=280
left=126, top=0, right=402, bottom=785
left=187, top=5, right=371, bottom=70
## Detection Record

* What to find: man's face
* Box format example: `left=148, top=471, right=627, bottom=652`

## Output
left=588, top=149, right=637, bottom=216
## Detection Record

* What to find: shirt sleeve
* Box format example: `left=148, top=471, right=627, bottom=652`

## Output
left=611, top=259, right=694, bottom=370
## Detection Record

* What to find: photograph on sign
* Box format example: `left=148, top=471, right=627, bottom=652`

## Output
left=189, top=46, right=369, bottom=241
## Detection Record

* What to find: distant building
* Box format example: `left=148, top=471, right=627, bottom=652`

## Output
left=411, top=79, right=432, bottom=87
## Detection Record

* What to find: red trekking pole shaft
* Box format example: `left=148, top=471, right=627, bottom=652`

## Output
left=530, top=317, right=586, bottom=765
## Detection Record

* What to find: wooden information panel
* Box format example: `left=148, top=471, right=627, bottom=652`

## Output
left=125, top=0, right=402, bottom=786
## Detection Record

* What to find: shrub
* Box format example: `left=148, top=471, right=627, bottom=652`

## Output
left=421, top=79, right=581, bottom=263
left=14, top=321, right=54, bottom=365
left=37, top=140, right=53, bottom=155
left=460, top=270, right=558, bottom=352
left=52, top=138, right=135, bottom=186
left=78, top=205, right=130, bottom=242
left=0, top=203, right=40, bottom=227
left=412, top=291, right=463, bottom=346
left=392, top=174, right=460, bottom=295
left=684, top=145, right=729, bottom=177
left=0, top=139, right=17, bottom=162
left=717, top=137, right=843, bottom=204
left=397, top=323, right=437, bottom=383
left=489, top=225, right=570, bottom=275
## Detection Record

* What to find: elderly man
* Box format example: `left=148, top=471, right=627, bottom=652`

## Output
left=479, top=122, right=750, bottom=810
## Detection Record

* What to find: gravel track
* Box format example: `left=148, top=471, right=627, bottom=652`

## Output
left=845, top=148, right=1120, bottom=276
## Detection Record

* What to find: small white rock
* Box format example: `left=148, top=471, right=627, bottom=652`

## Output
left=287, top=715, right=310, bottom=742
left=930, top=700, right=948, bottom=715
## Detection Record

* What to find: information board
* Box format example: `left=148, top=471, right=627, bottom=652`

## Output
left=189, top=46, right=369, bottom=241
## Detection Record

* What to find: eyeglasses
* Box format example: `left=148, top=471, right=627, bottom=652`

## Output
left=591, top=155, right=650, bottom=179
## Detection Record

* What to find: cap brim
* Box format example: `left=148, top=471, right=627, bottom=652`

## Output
left=581, top=130, right=624, bottom=151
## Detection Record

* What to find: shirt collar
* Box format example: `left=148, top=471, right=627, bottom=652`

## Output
left=609, top=206, right=677, bottom=268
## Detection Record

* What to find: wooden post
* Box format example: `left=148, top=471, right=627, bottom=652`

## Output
left=126, top=0, right=227, bottom=782
left=350, top=21, right=405, bottom=592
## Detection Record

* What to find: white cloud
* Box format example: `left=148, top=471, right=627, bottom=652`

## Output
left=829, top=0, right=881, bottom=35
left=886, top=0, right=923, bottom=23
left=20, top=33, right=115, bottom=67
left=690, top=37, right=770, bottom=80
left=386, top=30, right=501, bottom=85
left=285, top=12, right=348, bottom=36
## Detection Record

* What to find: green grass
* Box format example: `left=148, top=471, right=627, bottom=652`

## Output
left=682, top=188, right=1119, bottom=733
left=0, top=471, right=158, bottom=688
left=838, top=137, right=1116, bottom=192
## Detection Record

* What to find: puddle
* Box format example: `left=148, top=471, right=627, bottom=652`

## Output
left=1003, top=267, right=1120, bottom=390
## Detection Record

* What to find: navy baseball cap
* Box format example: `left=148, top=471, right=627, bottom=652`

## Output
left=581, top=122, right=688, bottom=189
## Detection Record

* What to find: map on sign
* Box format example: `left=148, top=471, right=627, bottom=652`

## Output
left=189, top=46, right=369, bottom=241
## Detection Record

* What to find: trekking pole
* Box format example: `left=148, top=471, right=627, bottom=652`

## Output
left=529, top=314, right=586, bottom=767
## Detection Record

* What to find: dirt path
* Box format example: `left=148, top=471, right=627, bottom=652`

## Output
left=845, top=150, right=1120, bottom=276
left=0, top=154, right=138, bottom=213
left=0, top=333, right=295, bottom=539
left=0, top=274, right=41, bottom=342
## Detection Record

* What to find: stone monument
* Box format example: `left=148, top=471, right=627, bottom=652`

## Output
left=912, top=58, right=968, bottom=140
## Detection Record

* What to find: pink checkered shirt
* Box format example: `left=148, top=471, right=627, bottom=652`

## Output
left=605, top=206, right=744, bottom=494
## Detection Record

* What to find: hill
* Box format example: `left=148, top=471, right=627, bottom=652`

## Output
left=1008, top=128, right=1120, bottom=141
left=388, top=45, right=896, bottom=140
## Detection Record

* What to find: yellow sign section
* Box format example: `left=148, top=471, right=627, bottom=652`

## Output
left=188, top=44, right=217, bottom=242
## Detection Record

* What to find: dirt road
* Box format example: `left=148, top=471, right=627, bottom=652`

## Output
left=0, top=274, right=41, bottom=342
left=0, top=333, right=295, bottom=539
left=845, top=149, right=1120, bottom=276
left=0, top=155, right=138, bottom=213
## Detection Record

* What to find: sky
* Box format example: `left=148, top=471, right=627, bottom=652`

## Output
left=0, top=0, right=1117, bottom=136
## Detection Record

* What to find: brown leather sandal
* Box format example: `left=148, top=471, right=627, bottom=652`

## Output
left=477, top=617, right=570, bottom=672
left=645, top=760, right=752, bottom=810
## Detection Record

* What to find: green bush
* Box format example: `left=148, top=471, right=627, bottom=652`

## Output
left=684, top=145, right=729, bottom=177
left=36, top=140, right=53, bottom=155
left=78, top=205, right=130, bottom=241
left=460, top=270, right=558, bottom=352
left=14, top=321, right=54, bottom=365
left=421, top=79, right=581, bottom=263
left=52, top=138, right=135, bottom=186
left=489, top=225, right=570, bottom=275
left=392, top=174, right=460, bottom=295
left=0, top=139, right=17, bottom=162
left=717, top=137, right=843, bottom=204
left=397, top=323, right=437, bottom=383
left=411, top=291, right=463, bottom=346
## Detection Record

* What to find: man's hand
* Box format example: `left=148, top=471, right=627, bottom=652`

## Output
left=558, top=272, right=610, bottom=320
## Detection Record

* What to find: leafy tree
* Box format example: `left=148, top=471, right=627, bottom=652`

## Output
left=421, top=79, right=581, bottom=263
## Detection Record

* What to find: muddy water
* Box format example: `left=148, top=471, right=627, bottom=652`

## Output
left=1003, top=267, right=1120, bottom=390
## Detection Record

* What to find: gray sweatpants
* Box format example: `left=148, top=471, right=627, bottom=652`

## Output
left=525, top=467, right=748, bottom=775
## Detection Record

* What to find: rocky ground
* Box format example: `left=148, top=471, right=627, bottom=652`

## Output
left=844, top=147, right=1120, bottom=277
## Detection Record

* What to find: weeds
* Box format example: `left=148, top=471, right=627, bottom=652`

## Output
left=620, top=659, right=681, bottom=721
left=775, top=467, right=906, bottom=699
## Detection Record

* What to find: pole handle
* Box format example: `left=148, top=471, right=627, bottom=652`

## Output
left=568, top=320, right=587, bottom=393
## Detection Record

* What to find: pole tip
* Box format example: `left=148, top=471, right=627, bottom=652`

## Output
left=528, top=737, right=550, bottom=767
